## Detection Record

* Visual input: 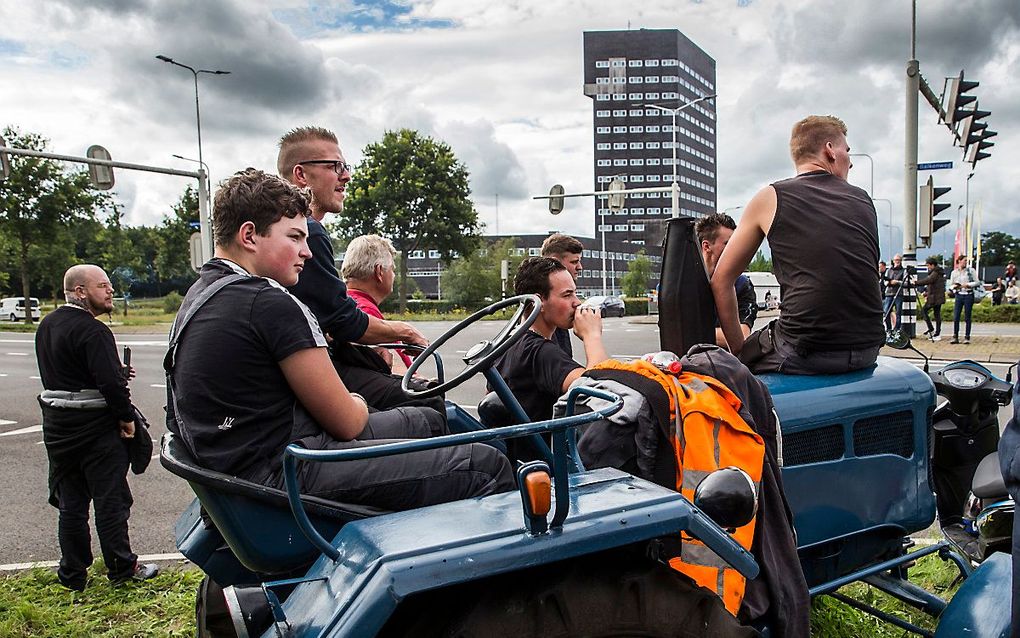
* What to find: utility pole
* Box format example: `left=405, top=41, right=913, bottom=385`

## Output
left=901, top=0, right=920, bottom=337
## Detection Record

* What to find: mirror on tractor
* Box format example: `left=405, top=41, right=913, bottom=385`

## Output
left=693, top=466, right=757, bottom=531
left=885, top=329, right=931, bottom=372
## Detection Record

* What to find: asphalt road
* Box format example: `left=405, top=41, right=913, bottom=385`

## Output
left=1, top=317, right=1015, bottom=567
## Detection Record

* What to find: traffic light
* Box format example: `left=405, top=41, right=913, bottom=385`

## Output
left=86, top=145, right=115, bottom=190
left=0, top=136, right=10, bottom=182
left=941, top=70, right=979, bottom=126
left=966, top=129, right=996, bottom=167
left=918, top=176, right=951, bottom=247
left=548, top=184, right=565, bottom=215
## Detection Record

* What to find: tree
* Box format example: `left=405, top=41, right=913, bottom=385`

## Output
left=336, top=129, right=481, bottom=311
left=442, top=239, right=524, bottom=306
left=748, top=251, right=772, bottom=272
left=621, top=251, right=652, bottom=297
left=153, top=186, right=200, bottom=290
left=0, top=127, right=109, bottom=321
left=979, top=231, right=1020, bottom=267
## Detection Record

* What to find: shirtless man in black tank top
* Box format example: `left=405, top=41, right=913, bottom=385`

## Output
left=709, top=115, right=884, bottom=375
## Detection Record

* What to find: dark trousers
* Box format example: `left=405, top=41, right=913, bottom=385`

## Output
left=274, top=407, right=515, bottom=511
left=953, top=293, right=975, bottom=339
left=739, top=320, right=880, bottom=375
left=921, top=302, right=943, bottom=336
left=54, top=431, right=136, bottom=588
left=883, top=295, right=903, bottom=330
left=332, top=360, right=447, bottom=418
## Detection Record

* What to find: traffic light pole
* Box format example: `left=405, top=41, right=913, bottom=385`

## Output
left=901, top=0, right=920, bottom=338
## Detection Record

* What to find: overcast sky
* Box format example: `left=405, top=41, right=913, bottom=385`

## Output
left=1, top=0, right=1017, bottom=261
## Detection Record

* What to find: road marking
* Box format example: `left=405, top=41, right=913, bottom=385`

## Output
left=151, top=383, right=166, bottom=388
left=5, top=352, right=28, bottom=356
left=0, top=552, right=186, bottom=573
left=0, top=373, right=7, bottom=377
left=0, top=424, right=43, bottom=437
left=29, top=376, right=40, bottom=380
left=0, top=419, right=15, bottom=426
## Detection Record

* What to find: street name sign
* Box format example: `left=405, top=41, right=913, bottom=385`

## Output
left=918, top=161, right=953, bottom=171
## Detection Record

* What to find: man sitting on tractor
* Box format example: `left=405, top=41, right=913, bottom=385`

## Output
left=166, top=168, right=514, bottom=511
left=492, top=257, right=608, bottom=422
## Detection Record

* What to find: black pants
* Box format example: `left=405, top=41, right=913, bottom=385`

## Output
left=274, top=407, right=515, bottom=511
left=954, top=293, right=975, bottom=339
left=53, top=430, right=136, bottom=588
left=332, top=360, right=447, bottom=418
left=921, top=301, right=943, bottom=336
left=739, top=320, right=880, bottom=375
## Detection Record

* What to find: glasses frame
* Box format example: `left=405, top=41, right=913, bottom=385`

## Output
left=295, top=159, right=352, bottom=176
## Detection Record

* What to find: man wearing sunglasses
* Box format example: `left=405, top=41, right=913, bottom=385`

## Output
left=277, top=127, right=441, bottom=414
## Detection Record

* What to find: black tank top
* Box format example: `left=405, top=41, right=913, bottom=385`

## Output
left=768, top=171, right=884, bottom=351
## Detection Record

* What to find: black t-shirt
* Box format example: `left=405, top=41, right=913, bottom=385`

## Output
left=553, top=327, right=573, bottom=356
left=493, top=330, right=581, bottom=422
left=35, top=306, right=133, bottom=422
left=168, top=259, right=327, bottom=478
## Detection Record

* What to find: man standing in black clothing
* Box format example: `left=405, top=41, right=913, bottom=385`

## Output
left=711, top=115, right=884, bottom=375
left=917, top=256, right=945, bottom=341
left=541, top=233, right=584, bottom=356
left=696, top=213, right=757, bottom=349
left=35, top=264, right=158, bottom=590
left=276, top=127, right=438, bottom=413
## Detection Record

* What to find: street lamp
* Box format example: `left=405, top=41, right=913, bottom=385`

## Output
left=849, top=153, right=874, bottom=197
left=156, top=55, right=230, bottom=173
left=643, top=93, right=717, bottom=218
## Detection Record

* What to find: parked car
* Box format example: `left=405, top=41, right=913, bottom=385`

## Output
left=582, top=295, right=626, bottom=318
left=743, top=272, right=780, bottom=310
left=0, top=297, right=41, bottom=322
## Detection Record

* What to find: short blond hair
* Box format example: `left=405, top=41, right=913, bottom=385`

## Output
left=277, top=126, right=338, bottom=181
left=789, top=115, right=847, bottom=163
left=342, top=235, right=396, bottom=281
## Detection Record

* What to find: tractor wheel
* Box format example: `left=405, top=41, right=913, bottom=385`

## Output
left=383, top=549, right=757, bottom=638
left=195, top=575, right=235, bottom=638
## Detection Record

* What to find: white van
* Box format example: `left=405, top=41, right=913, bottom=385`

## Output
left=0, top=297, right=41, bottom=322
left=743, top=272, right=780, bottom=310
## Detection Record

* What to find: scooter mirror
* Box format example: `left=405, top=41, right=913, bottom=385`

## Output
left=693, top=466, right=758, bottom=531
left=885, top=329, right=911, bottom=350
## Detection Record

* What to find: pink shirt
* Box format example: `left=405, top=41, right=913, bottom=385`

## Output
left=347, top=289, right=413, bottom=368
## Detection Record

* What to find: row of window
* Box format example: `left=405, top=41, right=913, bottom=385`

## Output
left=595, top=157, right=715, bottom=179
left=594, top=74, right=685, bottom=85
left=593, top=92, right=715, bottom=122
left=595, top=125, right=714, bottom=150
left=599, top=224, right=646, bottom=232
left=406, top=247, right=660, bottom=262
left=581, top=249, right=661, bottom=262
left=598, top=207, right=668, bottom=216
left=591, top=105, right=718, bottom=135
left=594, top=58, right=715, bottom=92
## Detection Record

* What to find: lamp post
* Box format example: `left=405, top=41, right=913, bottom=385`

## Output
left=850, top=152, right=874, bottom=197
left=643, top=93, right=717, bottom=218
left=965, top=172, right=975, bottom=259
left=872, top=198, right=894, bottom=257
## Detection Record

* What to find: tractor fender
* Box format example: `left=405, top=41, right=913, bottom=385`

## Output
left=934, top=551, right=1011, bottom=637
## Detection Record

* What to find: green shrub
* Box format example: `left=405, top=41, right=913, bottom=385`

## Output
left=928, top=297, right=1020, bottom=323
left=163, top=291, right=183, bottom=314
left=623, top=297, right=649, bottom=316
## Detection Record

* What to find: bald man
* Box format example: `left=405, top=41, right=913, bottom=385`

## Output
left=35, top=265, right=158, bottom=590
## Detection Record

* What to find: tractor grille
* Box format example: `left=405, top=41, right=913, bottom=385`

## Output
left=783, top=424, right=845, bottom=466
left=853, top=411, right=914, bottom=459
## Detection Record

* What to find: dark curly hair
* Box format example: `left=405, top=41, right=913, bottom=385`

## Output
left=213, top=168, right=311, bottom=246
left=514, top=257, right=567, bottom=298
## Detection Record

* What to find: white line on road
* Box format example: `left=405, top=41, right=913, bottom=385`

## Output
left=0, top=419, right=14, bottom=426
left=29, top=376, right=40, bottom=380
left=0, top=552, right=187, bottom=573
left=151, top=383, right=166, bottom=388
left=5, top=352, right=28, bottom=356
left=0, top=424, right=42, bottom=437
left=0, top=373, right=7, bottom=377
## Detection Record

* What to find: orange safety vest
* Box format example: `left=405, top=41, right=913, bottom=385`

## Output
left=592, top=359, right=765, bottom=615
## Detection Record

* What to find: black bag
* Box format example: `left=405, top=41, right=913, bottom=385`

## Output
left=128, top=405, right=153, bottom=475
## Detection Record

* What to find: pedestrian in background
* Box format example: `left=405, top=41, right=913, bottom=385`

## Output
left=1008, top=281, right=1020, bottom=305
left=916, top=256, right=945, bottom=342
left=992, top=277, right=1006, bottom=306
left=949, top=255, right=979, bottom=344
left=883, top=255, right=905, bottom=330
left=878, top=260, right=887, bottom=297
left=35, top=264, right=158, bottom=590
left=1005, top=261, right=1018, bottom=288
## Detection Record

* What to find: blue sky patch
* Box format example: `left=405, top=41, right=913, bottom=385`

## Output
left=274, top=0, right=454, bottom=37
left=0, top=38, right=25, bottom=57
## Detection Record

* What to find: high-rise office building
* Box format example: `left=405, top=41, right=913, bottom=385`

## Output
left=583, top=29, right=717, bottom=246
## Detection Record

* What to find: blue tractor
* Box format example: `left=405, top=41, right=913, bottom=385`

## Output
left=163, top=218, right=1012, bottom=637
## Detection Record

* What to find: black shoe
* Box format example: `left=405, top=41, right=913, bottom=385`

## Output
left=111, top=562, right=159, bottom=585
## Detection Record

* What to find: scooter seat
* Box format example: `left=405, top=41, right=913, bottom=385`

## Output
left=972, top=452, right=1008, bottom=500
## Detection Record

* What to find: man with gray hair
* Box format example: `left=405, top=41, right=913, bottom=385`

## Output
left=342, top=234, right=414, bottom=371
left=35, top=264, right=158, bottom=590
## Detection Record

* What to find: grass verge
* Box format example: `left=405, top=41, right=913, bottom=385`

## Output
left=0, top=562, right=202, bottom=637
left=0, top=552, right=965, bottom=636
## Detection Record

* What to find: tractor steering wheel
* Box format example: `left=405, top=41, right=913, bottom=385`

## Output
left=401, top=294, right=541, bottom=399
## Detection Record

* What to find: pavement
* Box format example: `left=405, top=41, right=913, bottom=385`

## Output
left=631, top=314, right=1020, bottom=365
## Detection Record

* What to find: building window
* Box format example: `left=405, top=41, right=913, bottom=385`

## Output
left=646, top=142, right=661, bottom=149
left=645, top=59, right=659, bottom=67
left=614, top=224, right=628, bottom=231
left=628, top=59, right=643, bottom=67
left=631, top=174, right=644, bottom=181
left=612, top=94, right=626, bottom=101
left=662, top=92, right=678, bottom=99
left=645, top=125, right=660, bottom=133
left=647, top=157, right=661, bottom=165
left=629, top=108, right=643, bottom=116
left=629, top=142, right=644, bottom=149
left=631, top=224, right=645, bottom=232
left=629, top=93, right=643, bottom=100
left=628, top=76, right=643, bottom=84
left=612, top=77, right=626, bottom=85
left=611, top=59, right=625, bottom=67
left=599, top=224, right=611, bottom=231
left=645, top=76, right=659, bottom=84
left=410, top=250, right=425, bottom=259
left=596, top=94, right=610, bottom=101
left=613, top=126, right=627, bottom=133
left=582, top=250, right=592, bottom=257
left=596, top=109, right=610, bottom=117
left=596, top=77, right=609, bottom=85
left=662, top=59, right=678, bottom=66
left=645, top=92, right=659, bottom=100
left=596, top=143, right=611, bottom=150
left=613, top=159, right=627, bottom=166
left=528, top=247, right=540, bottom=256
left=428, top=250, right=441, bottom=259
left=628, top=126, right=643, bottom=133
left=629, top=158, right=644, bottom=165
left=515, top=248, right=526, bottom=256
left=613, top=142, right=627, bottom=149
left=595, top=60, right=609, bottom=68
left=647, top=175, right=661, bottom=182
left=596, top=126, right=610, bottom=134
left=631, top=207, right=645, bottom=214
left=613, top=109, right=627, bottom=117
left=662, top=75, right=679, bottom=83
left=597, top=159, right=611, bottom=166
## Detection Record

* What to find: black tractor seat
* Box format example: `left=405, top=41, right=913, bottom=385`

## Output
left=972, top=452, right=1008, bottom=500
left=160, top=433, right=389, bottom=575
